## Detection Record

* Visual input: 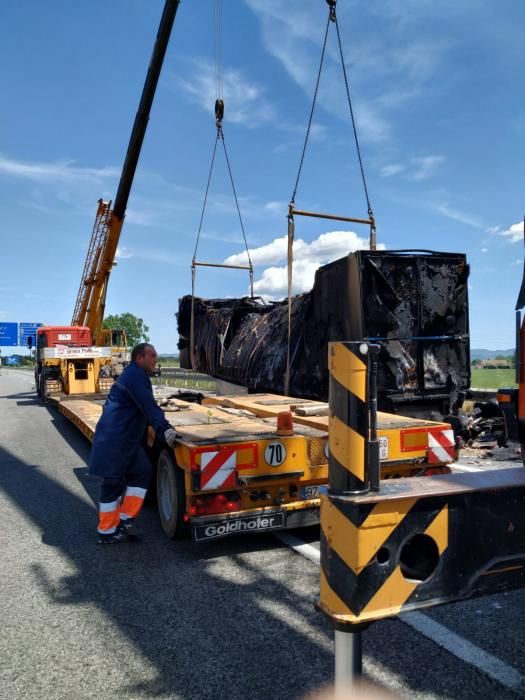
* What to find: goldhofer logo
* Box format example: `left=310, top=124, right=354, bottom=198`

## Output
left=194, top=513, right=285, bottom=541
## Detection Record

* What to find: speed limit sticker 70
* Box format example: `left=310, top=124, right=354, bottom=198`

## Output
left=265, top=441, right=286, bottom=466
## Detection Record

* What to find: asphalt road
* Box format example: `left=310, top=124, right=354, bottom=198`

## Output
left=1, top=368, right=525, bottom=700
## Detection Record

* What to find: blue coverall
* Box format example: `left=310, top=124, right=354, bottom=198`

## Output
left=89, top=361, right=172, bottom=534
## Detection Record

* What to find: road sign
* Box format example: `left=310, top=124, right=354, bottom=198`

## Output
left=0, top=323, right=18, bottom=346
left=19, top=322, right=43, bottom=346
left=5, top=356, right=20, bottom=365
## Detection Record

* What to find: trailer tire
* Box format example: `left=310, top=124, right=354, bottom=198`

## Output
left=38, top=373, right=48, bottom=402
left=156, top=448, right=187, bottom=539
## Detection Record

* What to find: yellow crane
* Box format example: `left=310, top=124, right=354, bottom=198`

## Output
left=71, top=0, right=180, bottom=354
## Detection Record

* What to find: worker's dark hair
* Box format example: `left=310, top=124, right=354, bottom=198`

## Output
left=131, top=343, right=153, bottom=361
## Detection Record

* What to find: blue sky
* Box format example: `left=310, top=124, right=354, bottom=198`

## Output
left=1, top=0, right=524, bottom=353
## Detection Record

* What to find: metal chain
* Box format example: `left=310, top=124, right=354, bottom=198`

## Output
left=289, top=11, right=332, bottom=206
left=333, top=14, right=374, bottom=221
left=193, top=131, right=220, bottom=262
left=214, top=0, right=223, bottom=101
left=289, top=0, right=375, bottom=226
left=193, top=123, right=253, bottom=270
left=220, top=127, right=253, bottom=269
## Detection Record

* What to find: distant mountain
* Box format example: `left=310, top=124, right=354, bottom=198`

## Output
left=471, top=348, right=514, bottom=360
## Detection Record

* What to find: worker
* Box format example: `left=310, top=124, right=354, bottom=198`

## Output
left=89, top=342, right=178, bottom=544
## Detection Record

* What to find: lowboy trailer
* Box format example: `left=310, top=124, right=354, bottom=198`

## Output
left=55, top=389, right=457, bottom=543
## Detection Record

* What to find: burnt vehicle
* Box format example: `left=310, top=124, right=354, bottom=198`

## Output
left=178, top=249, right=470, bottom=419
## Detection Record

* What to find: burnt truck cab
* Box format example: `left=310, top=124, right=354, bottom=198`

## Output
left=178, top=250, right=471, bottom=422
left=35, top=325, right=113, bottom=399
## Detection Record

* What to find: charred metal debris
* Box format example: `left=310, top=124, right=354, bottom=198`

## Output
left=178, top=250, right=471, bottom=419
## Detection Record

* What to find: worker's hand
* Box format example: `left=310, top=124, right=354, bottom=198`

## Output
left=164, top=428, right=178, bottom=448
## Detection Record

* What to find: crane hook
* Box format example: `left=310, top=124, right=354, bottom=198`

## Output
left=326, top=0, right=336, bottom=22
left=215, top=98, right=224, bottom=128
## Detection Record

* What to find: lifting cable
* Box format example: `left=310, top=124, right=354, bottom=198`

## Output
left=284, top=0, right=376, bottom=394
left=190, top=0, right=254, bottom=366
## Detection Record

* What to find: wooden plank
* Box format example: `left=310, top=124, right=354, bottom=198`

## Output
left=293, top=403, right=329, bottom=417
left=203, top=393, right=452, bottom=432
left=59, top=396, right=287, bottom=447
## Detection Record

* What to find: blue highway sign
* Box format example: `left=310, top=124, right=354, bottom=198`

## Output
left=0, top=323, right=18, bottom=346
left=19, top=322, right=43, bottom=346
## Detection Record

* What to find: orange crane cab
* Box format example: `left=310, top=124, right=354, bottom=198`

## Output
left=34, top=325, right=112, bottom=400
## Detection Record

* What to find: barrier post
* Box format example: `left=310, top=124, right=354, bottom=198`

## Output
left=325, top=341, right=379, bottom=688
left=320, top=345, right=525, bottom=691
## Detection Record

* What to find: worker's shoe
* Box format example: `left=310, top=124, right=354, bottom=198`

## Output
left=97, top=529, right=130, bottom=545
left=118, top=518, right=143, bottom=538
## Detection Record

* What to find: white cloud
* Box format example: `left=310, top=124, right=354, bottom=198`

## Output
left=172, top=59, right=276, bottom=128
left=481, top=248, right=487, bottom=253
left=253, top=259, right=321, bottom=296
left=227, top=229, right=384, bottom=298
left=116, top=246, right=134, bottom=260
left=410, top=155, right=446, bottom=181
left=264, top=200, right=287, bottom=213
left=115, top=246, right=185, bottom=266
left=0, top=154, right=119, bottom=183
left=433, top=203, right=484, bottom=229
left=380, top=155, right=445, bottom=181
left=493, top=221, right=524, bottom=244
left=125, top=209, right=155, bottom=227
left=380, top=163, right=405, bottom=178
left=226, top=235, right=289, bottom=266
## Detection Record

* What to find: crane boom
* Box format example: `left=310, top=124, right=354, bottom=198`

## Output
left=72, top=0, right=179, bottom=344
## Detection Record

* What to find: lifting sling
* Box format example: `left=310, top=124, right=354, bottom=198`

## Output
left=284, top=0, right=376, bottom=394
left=190, top=1, right=253, bottom=367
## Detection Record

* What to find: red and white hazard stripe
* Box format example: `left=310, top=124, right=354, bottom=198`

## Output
left=200, top=447, right=238, bottom=490
left=428, top=429, right=456, bottom=464
left=191, top=443, right=258, bottom=491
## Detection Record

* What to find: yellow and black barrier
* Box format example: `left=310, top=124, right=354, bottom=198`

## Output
left=328, top=341, right=380, bottom=495
left=320, top=467, right=525, bottom=627
left=321, top=342, right=525, bottom=632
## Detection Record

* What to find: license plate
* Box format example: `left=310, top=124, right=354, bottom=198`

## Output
left=193, top=512, right=285, bottom=542
left=379, top=437, right=389, bottom=460
left=300, top=485, right=324, bottom=499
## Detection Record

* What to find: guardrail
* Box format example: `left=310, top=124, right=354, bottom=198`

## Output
left=154, top=367, right=216, bottom=388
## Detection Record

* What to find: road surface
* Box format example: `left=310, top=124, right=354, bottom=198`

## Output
left=1, top=369, right=524, bottom=699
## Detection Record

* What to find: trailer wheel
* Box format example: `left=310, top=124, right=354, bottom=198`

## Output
left=38, top=374, right=48, bottom=403
left=156, top=448, right=187, bottom=538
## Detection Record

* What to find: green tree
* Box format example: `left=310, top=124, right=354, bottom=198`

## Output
left=471, top=358, right=481, bottom=366
left=103, top=313, right=150, bottom=348
left=495, top=354, right=505, bottom=360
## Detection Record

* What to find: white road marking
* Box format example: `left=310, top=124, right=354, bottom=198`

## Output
left=451, top=463, right=483, bottom=472
left=274, top=532, right=321, bottom=565
left=401, top=611, right=525, bottom=694
left=276, top=531, right=525, bottom=695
